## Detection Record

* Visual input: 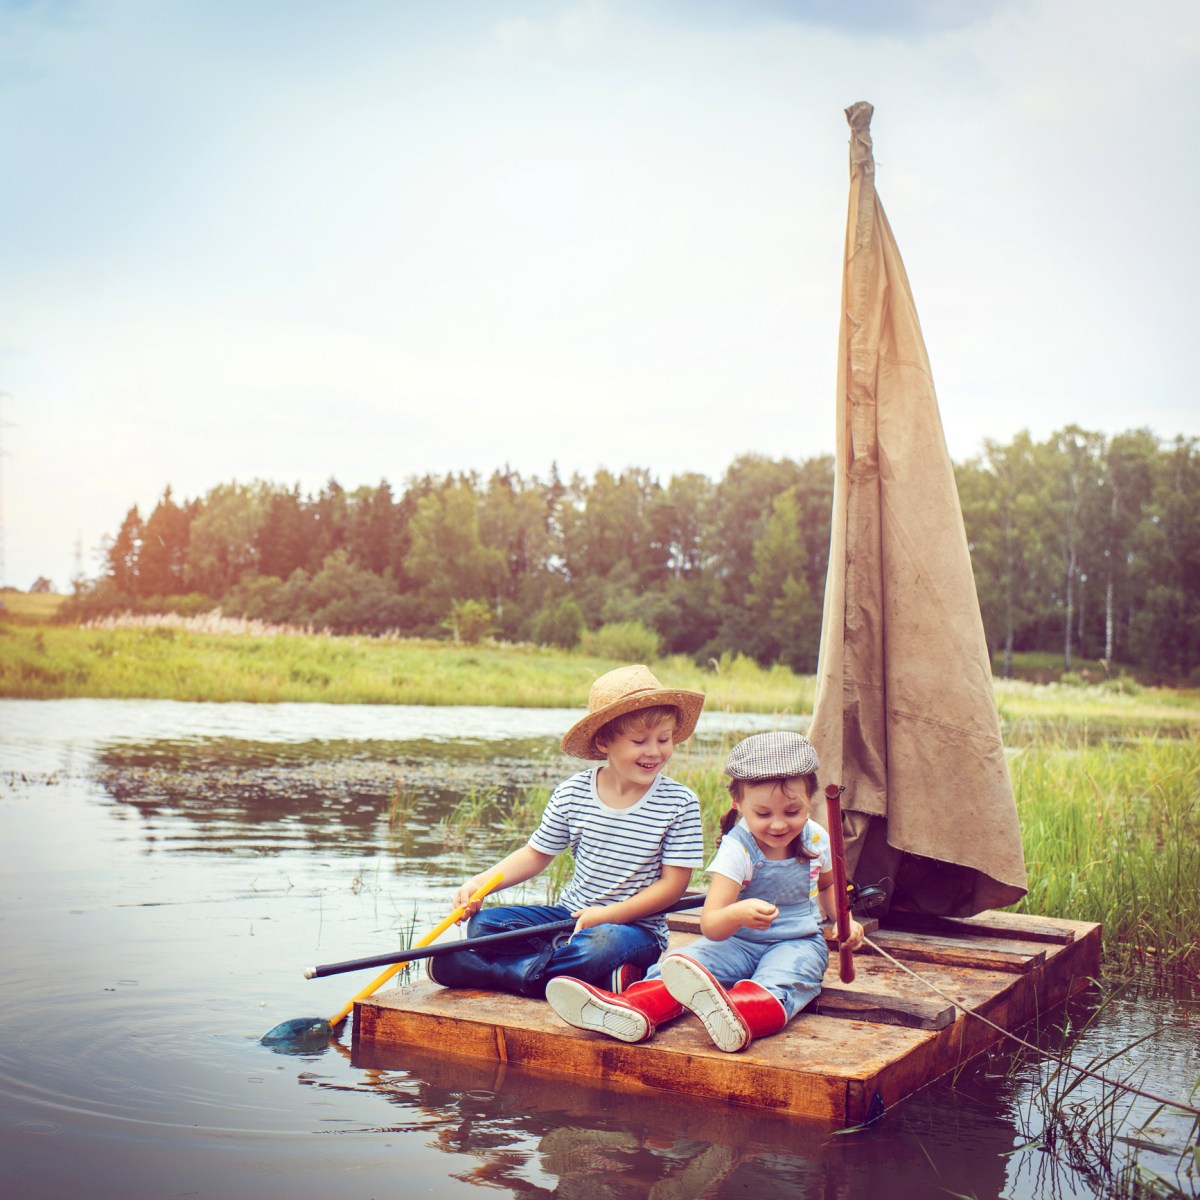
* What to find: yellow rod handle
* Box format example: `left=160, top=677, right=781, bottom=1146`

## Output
left=327, top=870, right=504, bottom=1028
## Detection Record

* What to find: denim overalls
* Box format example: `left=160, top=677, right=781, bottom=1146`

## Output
left=646, top=820, right=830, bottom=1020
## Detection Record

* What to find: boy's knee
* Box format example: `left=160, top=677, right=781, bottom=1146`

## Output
left=577, top=923, right=622, bottom=955
left=467, top=910, right=512, bottom=938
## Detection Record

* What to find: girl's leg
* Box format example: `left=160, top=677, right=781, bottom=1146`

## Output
left=751, top=935, right=830, bottom=1021
left=659, top=939, right=789, bottom=1052
left=646, top=936, right=759, bottom=986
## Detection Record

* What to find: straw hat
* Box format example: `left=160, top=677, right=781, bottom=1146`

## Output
left=561, top=665, right=706, bottom=761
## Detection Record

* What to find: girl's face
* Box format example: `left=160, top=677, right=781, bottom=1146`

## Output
left=734, top=779, right=810, bottom=859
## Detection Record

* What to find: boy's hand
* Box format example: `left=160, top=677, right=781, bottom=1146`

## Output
left=570, top=906, right=609, bottom=936
left=453, top=876, right=488, bottom=920
left=732, top=899, right=778, bottom=931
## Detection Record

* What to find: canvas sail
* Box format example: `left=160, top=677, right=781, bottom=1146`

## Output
left=809, top=102, right=1027, bottom=917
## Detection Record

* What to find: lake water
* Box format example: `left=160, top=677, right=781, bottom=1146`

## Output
left=1, top=699, right=1196, bottom=1200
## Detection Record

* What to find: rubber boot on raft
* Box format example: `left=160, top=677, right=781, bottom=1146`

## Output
left=659, top=954, right=788, bottom=1052
left=545, top=977, right=684, bottom=1043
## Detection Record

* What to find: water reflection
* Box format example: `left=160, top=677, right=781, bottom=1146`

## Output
left=1, top=699, right=1196, bottom=1200
left=94, top=734, right=566, bottom=855
left=339, top=1040, right=1015, bottom=1199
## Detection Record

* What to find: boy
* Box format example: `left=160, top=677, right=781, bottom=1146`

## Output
left=428, top=664, right=705, bottom=998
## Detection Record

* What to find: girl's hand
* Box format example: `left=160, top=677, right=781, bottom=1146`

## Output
left=845, top=917, right=866, bottom=951
left=732, top=899, right=778, bottom=931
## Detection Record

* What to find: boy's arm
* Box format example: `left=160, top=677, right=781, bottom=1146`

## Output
left=570, top=863, right=692, bottom=934
left=816, top=869, right=865, bottom=949
left=455, top=845, right=555, bottom=918
left=699, top=872, right=779, bottom=941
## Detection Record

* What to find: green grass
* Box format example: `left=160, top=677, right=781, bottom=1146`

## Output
left=0, top=619, right=813, bottom=712
left=1008, top=735, right=1200, bottom=976
left=0, top=591, right=65, bottom=623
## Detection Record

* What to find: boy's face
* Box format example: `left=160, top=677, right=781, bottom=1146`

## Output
left=734, top=779, right=810, bottom=859
left=595, top=714, right=678, bottom=789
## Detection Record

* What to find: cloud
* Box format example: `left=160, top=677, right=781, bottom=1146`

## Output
left=1, top=0, right=1197, bottom=591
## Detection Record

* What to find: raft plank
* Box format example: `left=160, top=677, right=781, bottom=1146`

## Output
left=812, top=987, right=955, bottom=1030
left=883, top=910, right=1077, bottom=944
left=354, top=913, right=1100, bottom=1123
left=865, top=930, right=1048, bottom=974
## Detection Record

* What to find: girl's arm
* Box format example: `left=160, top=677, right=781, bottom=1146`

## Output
left=816, top=869, right=866, bottom=949
left=571, top=864, right=692, bottom=934
left=454, top=845, right=555, bottom=917
left=699, top=872, right=779, bottom=942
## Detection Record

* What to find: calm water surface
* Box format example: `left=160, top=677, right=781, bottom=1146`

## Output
left=1, top=699, right=1196, bottom=1200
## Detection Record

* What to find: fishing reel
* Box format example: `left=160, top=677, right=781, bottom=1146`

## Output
left=846, top=880, right=888, bottom=914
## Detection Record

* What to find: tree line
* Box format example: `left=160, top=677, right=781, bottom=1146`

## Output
left=64, top=426, right=1199, bottom=681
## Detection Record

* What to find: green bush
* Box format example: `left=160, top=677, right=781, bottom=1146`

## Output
left=581, top=620, right=662, bottom=662
left=530, top=598, right=585, bottom=649
left=443, top=599, right=495, bottom=646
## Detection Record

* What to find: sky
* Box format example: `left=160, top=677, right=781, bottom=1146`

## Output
left=2, top=0, right=1198, bottom=593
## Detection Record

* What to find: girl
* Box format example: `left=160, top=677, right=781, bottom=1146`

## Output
left=546, top=731, right=864, bottom=1051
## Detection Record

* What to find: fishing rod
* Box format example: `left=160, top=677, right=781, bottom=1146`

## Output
left=824, top=783, right=856, bottom=983
left=261, top=871, right=505, bottom=1045
left=305, top=893, right=707, bottom=979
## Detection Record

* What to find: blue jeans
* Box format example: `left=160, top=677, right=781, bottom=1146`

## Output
left=646, top=932, right=828, bottom=1021
left=466, top=903, right=662, bottom=987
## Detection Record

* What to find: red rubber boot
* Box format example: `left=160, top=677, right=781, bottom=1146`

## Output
left=660, top=954, right=788, bottom=1052
left=545, top=977, right=684, bottom=1043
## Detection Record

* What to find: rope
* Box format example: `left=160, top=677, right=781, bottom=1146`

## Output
left=861, top=934, right=1200, bottom=1119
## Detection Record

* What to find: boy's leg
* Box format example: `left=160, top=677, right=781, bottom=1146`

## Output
left=427, top=903, right=572, bottom=997
left=464, top=903, right=572, bottom=952
left=540, top=922, right=661, bottom=988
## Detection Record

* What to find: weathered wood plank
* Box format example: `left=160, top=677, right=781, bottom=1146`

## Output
left=812, top=986, right=955, bottom=1030
left=865, top=930, right=1047, bottom=973
left=883, top=909, right=1077, bottom=944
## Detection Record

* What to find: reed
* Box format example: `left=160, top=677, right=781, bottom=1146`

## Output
left=994, top=676, right=1199, bottom=733
left=441, top=786, right=501, bottom=849
left=1009, top=736, right=1200, bottom=977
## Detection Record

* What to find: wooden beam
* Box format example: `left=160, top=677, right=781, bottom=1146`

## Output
left=865, top=931, right=1047, bottom=974
left=883, top=909, right=1077, bottom=944
left=812, top=986, right=955, bottom=1029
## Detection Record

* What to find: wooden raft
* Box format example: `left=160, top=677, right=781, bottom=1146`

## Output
left=353, top=911, right=1100, bottom=1124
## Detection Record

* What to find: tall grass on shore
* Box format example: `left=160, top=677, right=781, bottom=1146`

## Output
left=1010, top=736, right=1200, bottom=978
left=4, top=614, right=1199, bottom=735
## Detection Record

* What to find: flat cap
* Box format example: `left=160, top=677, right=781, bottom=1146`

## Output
left=725, top=731, right=819, bottom=780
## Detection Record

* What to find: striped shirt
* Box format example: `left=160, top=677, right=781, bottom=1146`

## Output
left=528, top=768, right=704, bottom=948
